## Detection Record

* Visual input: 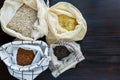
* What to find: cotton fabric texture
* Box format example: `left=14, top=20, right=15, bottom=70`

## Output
left=0, top=41, right=50, bottom=80
left=49, top=41, right=85, bottom=77
left=46, top=2, right=87, bottom=44
left=0, top=0, right=48, bottom=40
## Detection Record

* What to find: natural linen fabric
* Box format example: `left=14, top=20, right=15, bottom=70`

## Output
left=49, top=41, right=85, bottom=77
left=0, top=0, right=48, bottom=40
left=46, top=2, right=87, bottom=44
left=0, top=41, right=50, bottom=80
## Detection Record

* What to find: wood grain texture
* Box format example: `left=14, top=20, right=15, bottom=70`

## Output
left=0, top=0, right=120, bottom=80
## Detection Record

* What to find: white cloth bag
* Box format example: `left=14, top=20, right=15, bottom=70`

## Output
left=0, top=0, right=48, bottom=40
left=46, top=2, right=87, bottom=44
left=49, top=41, right=85, bottom=77
left=0, top=41, right=51, bottom=80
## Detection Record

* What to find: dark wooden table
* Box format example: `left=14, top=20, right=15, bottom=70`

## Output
left=0, top=0, right=120, bottom=80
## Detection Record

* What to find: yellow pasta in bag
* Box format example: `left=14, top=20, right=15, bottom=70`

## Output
left=46, top=2, right=87, bottom=44
left=58, top=14, right=78, bottom=31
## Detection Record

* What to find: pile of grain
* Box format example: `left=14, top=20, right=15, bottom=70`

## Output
left=53, top=46, right=70, bottom=60
left=7, top=5, right=37, bottom=37
left=58, top=14, right=78, bottom=31
left=17, top=48, right=35, bottom=66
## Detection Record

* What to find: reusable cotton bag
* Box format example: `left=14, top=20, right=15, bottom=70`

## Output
left=49, top=41, right=85, bottom=77
left=0, top=0, right=48, bottom=40
left=46, top=2, right=87, bottom=44
left=0, top=41, right=50, bottom=80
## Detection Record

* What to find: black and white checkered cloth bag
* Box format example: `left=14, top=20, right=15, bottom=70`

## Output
left=0, top=41, right=51, bottom=80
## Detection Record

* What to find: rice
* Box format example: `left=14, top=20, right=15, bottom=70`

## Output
left=7, top=4, right=37, bottom=37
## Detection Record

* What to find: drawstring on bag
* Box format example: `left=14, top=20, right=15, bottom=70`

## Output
left=47, top=0, right=50, bottom=7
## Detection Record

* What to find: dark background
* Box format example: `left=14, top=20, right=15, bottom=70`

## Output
left=0, top=0, right=120, bottom=80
